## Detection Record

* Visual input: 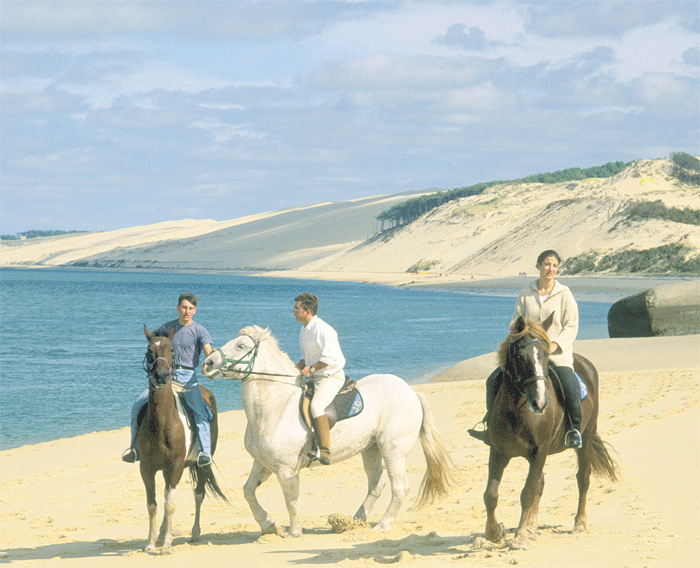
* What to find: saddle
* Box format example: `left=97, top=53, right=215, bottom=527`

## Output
left=300, top=377, right=364, bottom=431
left=549, top=368, right=588, bottom=402
left=136, top=389, right=215, bottom=433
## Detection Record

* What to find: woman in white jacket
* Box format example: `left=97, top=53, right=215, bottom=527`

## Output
left=470, top=250, right=583, bottom=449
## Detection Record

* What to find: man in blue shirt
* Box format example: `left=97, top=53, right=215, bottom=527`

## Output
left=123, top=293, right=215, bottom=467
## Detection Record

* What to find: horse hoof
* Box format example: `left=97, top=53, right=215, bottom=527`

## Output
left=509, top=538, right=528, bottom=550
left=261, top=522, right=282, bottom=536
left=485, top=522, right=505, bottom=543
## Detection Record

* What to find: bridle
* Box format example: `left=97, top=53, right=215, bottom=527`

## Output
left=505, top=336, right=549, bottom=392
left=211, top=335, right=301, bottom=383
left=143, top=345, right=175, bottom=389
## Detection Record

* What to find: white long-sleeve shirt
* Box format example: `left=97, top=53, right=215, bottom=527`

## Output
left=299, top=315, right=346, bottom=376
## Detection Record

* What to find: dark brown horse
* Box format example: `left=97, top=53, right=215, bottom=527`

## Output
left=138, top=325, right=227, bottom=552
left=483, top=315, right=618, bottom=549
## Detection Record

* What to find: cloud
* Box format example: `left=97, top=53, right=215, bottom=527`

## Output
left=0, top=1, right=698, bottom=234
left=683, top=46, right=700, bottom=67
left=523, top=0, right=699, bottom=38
left=432, top=23, right=496, bottom=51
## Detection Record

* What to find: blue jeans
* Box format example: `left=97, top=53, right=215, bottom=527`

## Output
left=130, top=369, right=212, bottom=455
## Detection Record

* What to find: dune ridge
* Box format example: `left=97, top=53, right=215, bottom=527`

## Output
left=2, top=159, right=698, bottom=286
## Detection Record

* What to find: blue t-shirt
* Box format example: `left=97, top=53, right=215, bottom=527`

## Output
left=157, top=319, right=213, bottom=368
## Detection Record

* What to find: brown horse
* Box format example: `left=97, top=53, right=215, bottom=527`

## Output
left=137, top=325, right=227, bottom=552
left=483, top=315, right=618, bottom=549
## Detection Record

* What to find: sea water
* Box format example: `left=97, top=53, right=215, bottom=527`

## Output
left=0, top=268, right=612, bottom=450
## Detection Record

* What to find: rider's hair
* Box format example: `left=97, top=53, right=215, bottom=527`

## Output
left=294, top=293, right=318, bottom=315
left=178, top=292, right=198, bottom=307
left=536, top=249, right=561, bottom=267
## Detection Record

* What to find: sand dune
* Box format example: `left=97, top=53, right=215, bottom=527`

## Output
left=2, top=335, right=698, bottom=567
left=2, top=159, right=697, bottom=284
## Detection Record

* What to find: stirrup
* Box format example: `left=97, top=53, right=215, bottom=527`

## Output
left=467, top=420, right=490, bottom=445
left=565, top=429, right=582, bottom=449
left=122, top=448, right=138, bottom=463
left=197, top=452, right=212, bottom=467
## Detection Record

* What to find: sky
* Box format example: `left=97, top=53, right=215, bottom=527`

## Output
left=1, top=1, right=698, bottom=235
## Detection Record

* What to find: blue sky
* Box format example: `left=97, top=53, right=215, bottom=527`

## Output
left=1, top=1, right=698, bottom=234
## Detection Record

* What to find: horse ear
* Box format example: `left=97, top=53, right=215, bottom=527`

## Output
left=168, top=328, right=176, bottom=340
left=144, top=325, right=152, bottom=339
left=541, top=312, right=555, bottom=331
left=513, top=316, right=526, bottom=334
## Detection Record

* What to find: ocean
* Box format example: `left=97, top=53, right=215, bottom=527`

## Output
left=0, top=268, right=613, bottom=450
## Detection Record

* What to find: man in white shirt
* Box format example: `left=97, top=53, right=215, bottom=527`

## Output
left=294, top=293, right=346, bottom=465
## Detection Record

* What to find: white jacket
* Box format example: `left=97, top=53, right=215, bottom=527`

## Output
left=511, top=280, right=579, bottom=368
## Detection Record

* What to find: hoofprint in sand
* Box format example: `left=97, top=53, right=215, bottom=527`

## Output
left=2, top=339, right=698, bottom=567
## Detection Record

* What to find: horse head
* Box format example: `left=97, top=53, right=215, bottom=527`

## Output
left=143, top=325, right=176, bottom=386
left=201, top=325, right=298, bottom=383
left=499, top=314, right=554, bottom=414
left=201, top=326, right=270, bottom=380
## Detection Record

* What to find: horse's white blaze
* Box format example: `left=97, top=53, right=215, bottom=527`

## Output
left=530, top=345, right=547, bottom=409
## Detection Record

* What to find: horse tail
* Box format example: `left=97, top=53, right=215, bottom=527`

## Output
left=589, top=433, right=620, bottom=482
left=189, top=464, right=229, bottom=504
left=414, top=392, right=455, bottom=508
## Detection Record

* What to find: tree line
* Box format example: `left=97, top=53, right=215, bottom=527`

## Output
left=376, top=160, right=631, bottom=230
left=0, top=229, right=92, bottom=241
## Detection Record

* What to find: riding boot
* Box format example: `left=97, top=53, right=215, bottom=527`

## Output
left=553, top=365, right=583, bottom=449
left=310, top=415, right=331, bottom=465
left=468, top=368, right=502, bottom=445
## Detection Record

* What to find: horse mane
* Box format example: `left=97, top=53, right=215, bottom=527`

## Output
left=498, top=318, right=551, bottom=368
left=152, top=329, right=172, bottom=339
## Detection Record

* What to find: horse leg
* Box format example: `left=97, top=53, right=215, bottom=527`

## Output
left=526, top=470, right=545, bottom=536
left=243, top=460, right=282, bottom=536
left=354, top=443, right=386, bottom=522
left=141, top=468, right=159, bottom=552
left=511, top=454, right=546, bottom=550
left=277, top=473, right=302, bottom=538
left=573, top=442, right=592, bottom=533
left=157, top=483, right=178, bottom=550
left=374, top=453, right=409, bottom=531
left=191, top=466, right=206, bottom=542
left=484, top=450, right=509, bottom=542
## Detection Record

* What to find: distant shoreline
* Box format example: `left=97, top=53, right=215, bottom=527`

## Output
left=2, top=264, right=692, bottom=302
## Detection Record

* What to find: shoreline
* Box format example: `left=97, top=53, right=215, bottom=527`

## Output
left=3, top=264, right=692, bottom=300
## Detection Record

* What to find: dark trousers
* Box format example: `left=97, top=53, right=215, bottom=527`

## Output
left=485, top=365, right=582, bottom=431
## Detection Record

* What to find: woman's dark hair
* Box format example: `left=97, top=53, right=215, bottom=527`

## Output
left=536, top=250, right=562, bottom=266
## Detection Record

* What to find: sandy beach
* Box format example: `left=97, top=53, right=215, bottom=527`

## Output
left=2, top=157, right=699, bottom=566
left=2, top=330, right=698, bottom=567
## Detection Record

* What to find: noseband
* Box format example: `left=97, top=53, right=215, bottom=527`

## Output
left=211, top=335, right=301, bottom=382
left=214, top=336, right=260, bottom=381
left=143, top=348, right=174, bottom=388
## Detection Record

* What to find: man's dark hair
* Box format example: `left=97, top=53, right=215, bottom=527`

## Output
left=294, top=293, right=318, bottom=315
left=178, top=293, right=198, bottom=307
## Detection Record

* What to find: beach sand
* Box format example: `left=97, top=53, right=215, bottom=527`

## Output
left=2, top=334, right=698, bottom=567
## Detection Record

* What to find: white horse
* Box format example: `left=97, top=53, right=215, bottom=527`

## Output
left=200, top=325, right=453, bottom=537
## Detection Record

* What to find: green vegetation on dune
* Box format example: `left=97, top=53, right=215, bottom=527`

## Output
left=377, top=160, right=632, bottom=230
left=563, top=243, right=700, bottom=275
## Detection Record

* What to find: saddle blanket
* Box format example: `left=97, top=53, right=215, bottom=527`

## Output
left=576, top=372, right=588, bottom=400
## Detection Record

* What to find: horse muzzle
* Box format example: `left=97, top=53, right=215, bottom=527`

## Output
left=523, top=376, right=548, bottom=414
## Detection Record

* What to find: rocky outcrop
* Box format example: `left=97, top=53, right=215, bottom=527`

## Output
left=607, top=281, right=700, bottom=337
